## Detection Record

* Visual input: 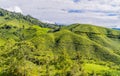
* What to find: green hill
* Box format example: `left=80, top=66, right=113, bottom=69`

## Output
left=0, top=8, right=120, bottom=76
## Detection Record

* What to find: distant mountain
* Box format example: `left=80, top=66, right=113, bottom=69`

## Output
left=0, top=8, right=120, bottom=76
left=0, top=8, right=59, bottom=28
left=113, top=28, right=120, bottom=30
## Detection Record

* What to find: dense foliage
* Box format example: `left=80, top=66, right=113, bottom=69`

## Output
left=0, top=8, right=120, bottom=76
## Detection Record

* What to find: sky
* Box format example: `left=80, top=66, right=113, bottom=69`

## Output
left=0, top=0, right=120, bottom=28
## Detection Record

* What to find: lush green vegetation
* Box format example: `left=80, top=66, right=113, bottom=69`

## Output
left=0, top=8, right=120, bottom=76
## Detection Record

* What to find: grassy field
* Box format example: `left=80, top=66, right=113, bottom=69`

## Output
left=0, top=8, right=120, bottom=76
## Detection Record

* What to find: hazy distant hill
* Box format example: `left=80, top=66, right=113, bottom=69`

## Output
left=0, top=8, right=120, bottom=76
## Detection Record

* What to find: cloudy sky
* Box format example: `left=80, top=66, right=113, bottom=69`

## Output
left=0, top=0, right=120, bottom=27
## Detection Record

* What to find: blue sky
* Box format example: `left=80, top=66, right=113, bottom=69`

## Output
left=0, top=0, right=120, bottom=28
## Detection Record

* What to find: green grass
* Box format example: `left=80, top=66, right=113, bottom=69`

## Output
left=0, top=8, right=120, bottom=76
left=83, top=63, right=110, bottom=73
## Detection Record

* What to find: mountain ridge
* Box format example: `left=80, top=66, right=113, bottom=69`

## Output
left=0, top=8, right=120, bottom=76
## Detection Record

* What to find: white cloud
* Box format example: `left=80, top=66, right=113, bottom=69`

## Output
left=42, top=20, right=55, bottom=24
left=5, top=6, right=23, bottom=13
left=0, top=0, right=120, bottom=28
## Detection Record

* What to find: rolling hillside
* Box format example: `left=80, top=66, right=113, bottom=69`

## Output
left=0, top=8, right=120, bottom=76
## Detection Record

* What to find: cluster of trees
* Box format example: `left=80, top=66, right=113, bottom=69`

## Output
left=0, top=8, right=120, bottom=76
left=0, top=8, right=61, bottom=29
left=0, top=24, right=119, bottom=76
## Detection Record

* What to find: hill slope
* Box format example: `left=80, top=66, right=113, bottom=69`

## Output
left=0, top=8, right=120, bottom=76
